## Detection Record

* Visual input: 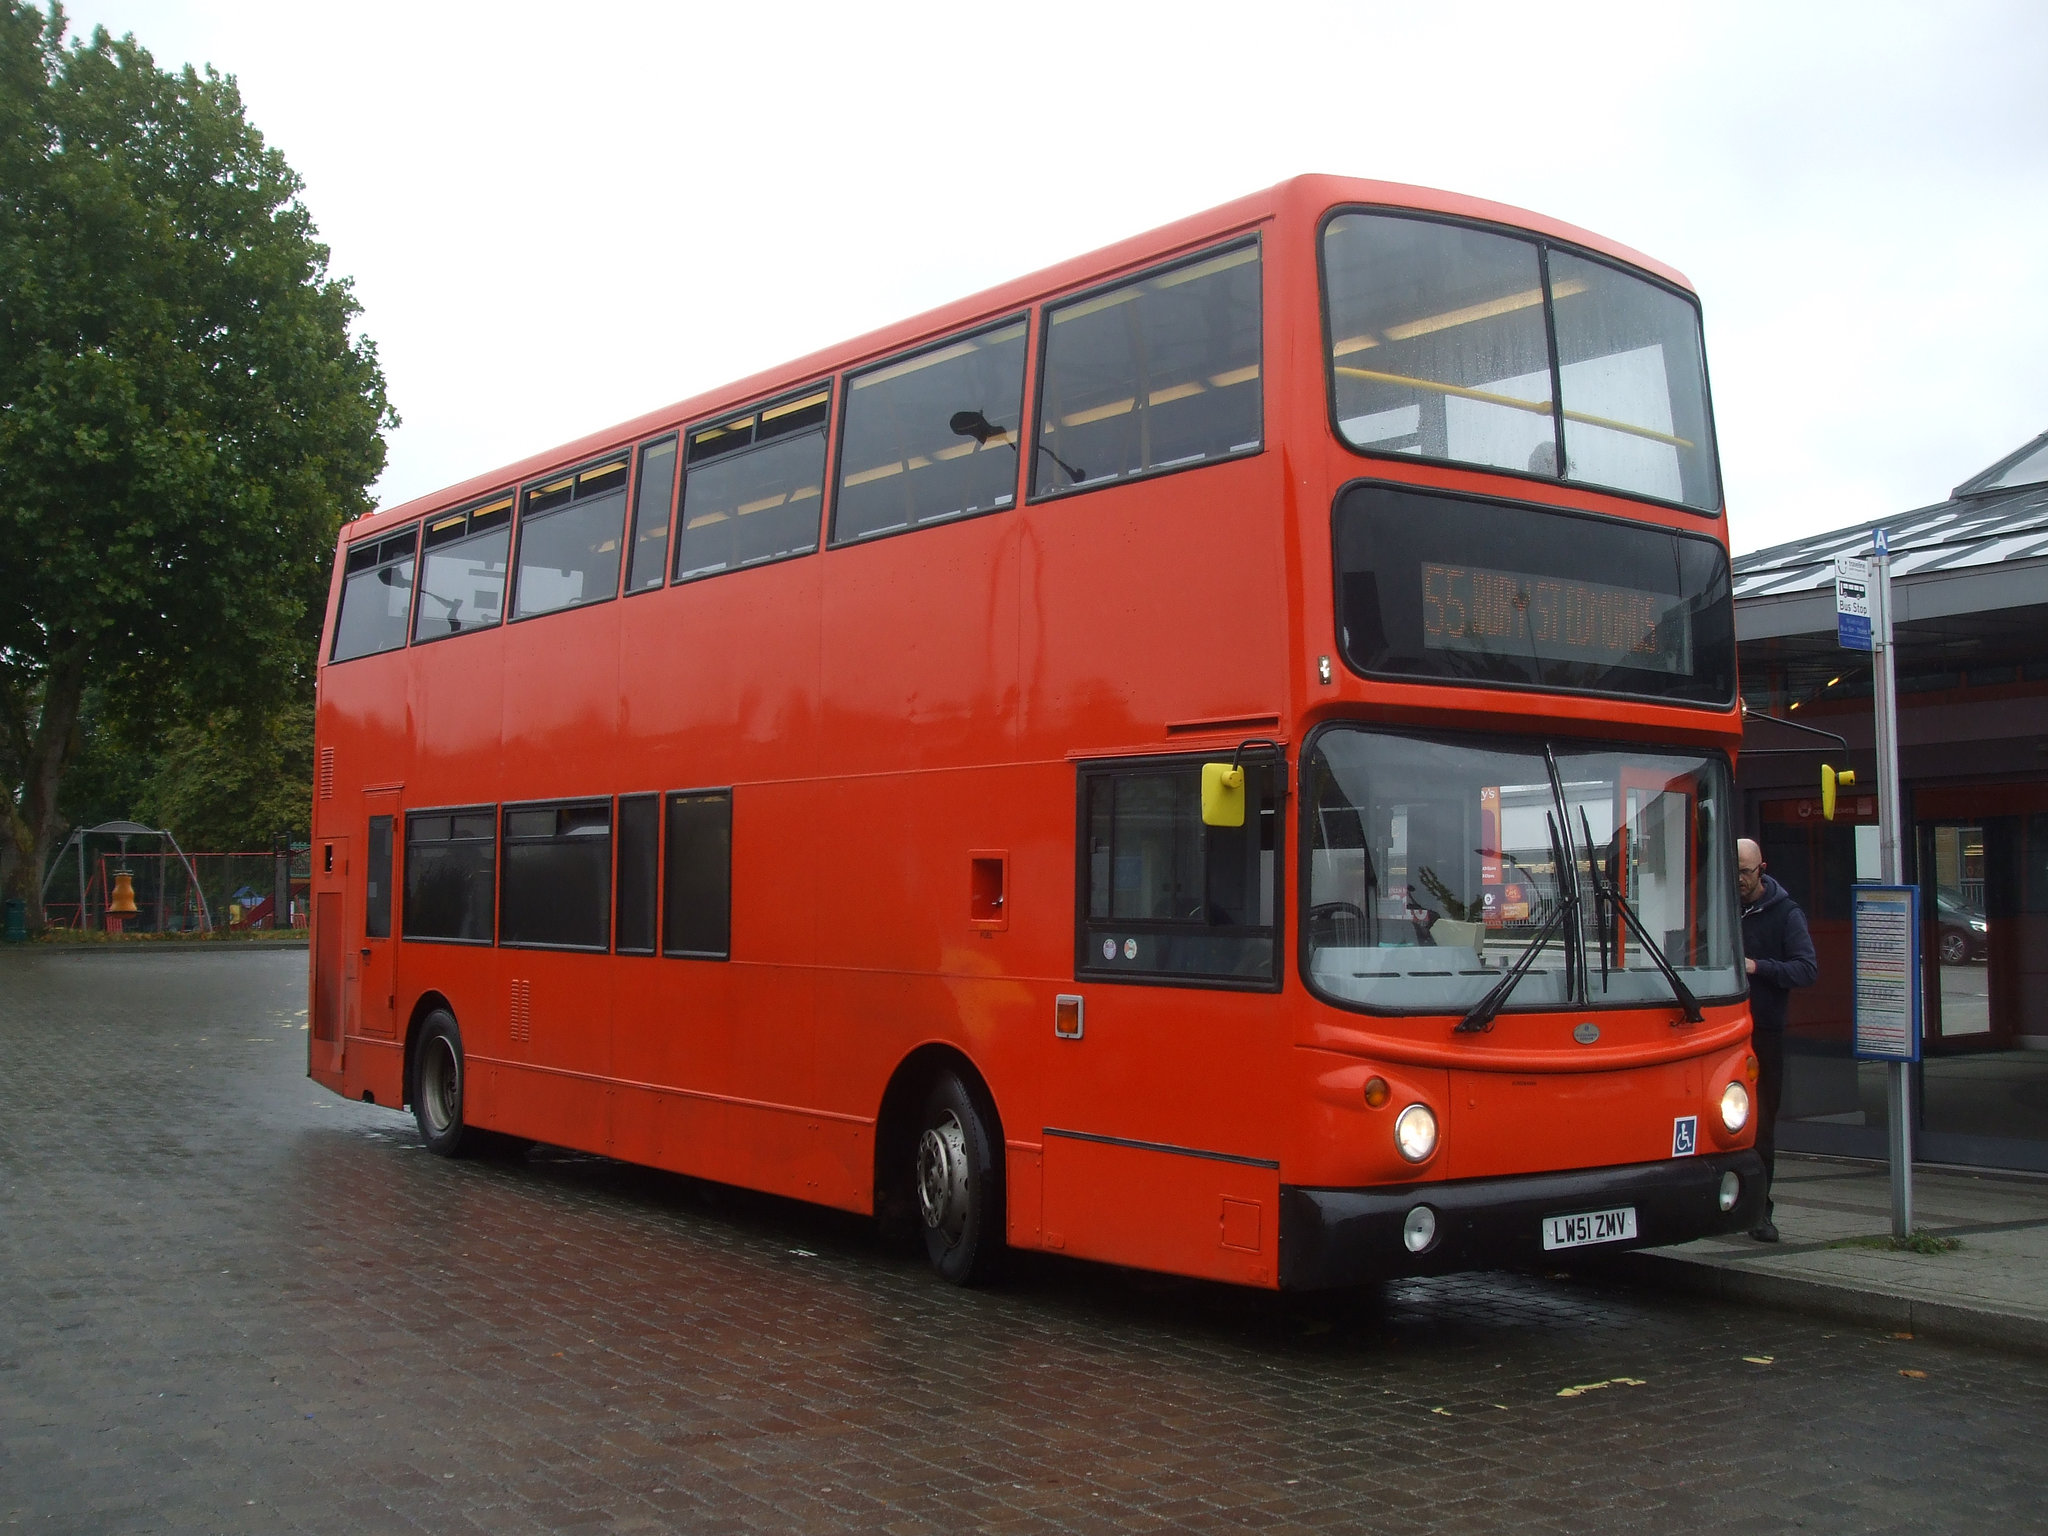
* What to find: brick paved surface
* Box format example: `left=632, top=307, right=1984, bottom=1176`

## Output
left=1641, top=1153, right=2048, bottom=1350
left=4, top=948, right=2047, bottom=1535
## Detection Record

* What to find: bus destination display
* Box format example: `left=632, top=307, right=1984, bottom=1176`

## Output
left=1420, top=562, right=1693, bottom=677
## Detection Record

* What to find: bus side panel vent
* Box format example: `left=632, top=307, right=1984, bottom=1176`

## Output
left=509, top=978, right=532, bottom=1044
left=318, top=747, right=336, bottom=800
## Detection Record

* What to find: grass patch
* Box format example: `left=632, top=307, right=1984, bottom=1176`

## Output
left=1831, top=1231, right=1963, bottom=1255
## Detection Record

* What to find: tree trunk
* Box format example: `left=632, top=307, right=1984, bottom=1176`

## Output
left=0, top=651, right=90, bottom=932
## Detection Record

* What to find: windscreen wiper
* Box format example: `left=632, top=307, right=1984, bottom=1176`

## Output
left=1548, top=812, right=1578, bottom=1006
left=1578, top=808, right=1704, bottom=1024
left=1456, top=815, right=1576, bottom=1034
left=1579, top=809, right=1612, bottom=994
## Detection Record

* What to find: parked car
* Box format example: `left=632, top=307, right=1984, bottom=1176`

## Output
left=1935, top=892, right=1989, bottom=965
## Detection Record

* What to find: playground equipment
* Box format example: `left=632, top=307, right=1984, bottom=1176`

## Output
left=41, top=821, right=212, bottom=933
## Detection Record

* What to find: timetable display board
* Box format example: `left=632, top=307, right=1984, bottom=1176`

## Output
left=1851, top=884, right=1920, bottom=1062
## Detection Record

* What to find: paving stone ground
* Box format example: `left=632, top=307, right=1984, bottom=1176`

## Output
left=4, top=947, right=2046, bottom=1535
left=1647, top=1151, right=2048, bottom=1342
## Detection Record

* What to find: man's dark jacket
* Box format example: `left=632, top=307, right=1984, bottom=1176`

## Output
left=1742, top=873, right=1817, bottom=1033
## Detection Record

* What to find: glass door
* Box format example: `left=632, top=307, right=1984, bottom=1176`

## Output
left=1915, top=806, right=2048, bottom=1166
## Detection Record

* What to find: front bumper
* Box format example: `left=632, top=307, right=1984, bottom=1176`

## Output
left=1279, top=1151, right=1766, bottom=1289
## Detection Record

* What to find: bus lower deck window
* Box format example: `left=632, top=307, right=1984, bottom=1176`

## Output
left=663, top=791, right=732, bottom=958
left=615, top=794, right=660, bottom=954
left=500, top=801, right=612, bottom=950
left=1076, top=758, right=1278, bottom=986
left=403, top=807, right=497, bottom=943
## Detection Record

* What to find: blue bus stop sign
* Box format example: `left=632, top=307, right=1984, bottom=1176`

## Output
left=1836, top=556, right=1872, bottom=652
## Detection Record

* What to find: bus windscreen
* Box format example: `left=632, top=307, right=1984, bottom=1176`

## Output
left=1333, top=482, right=1735, bottom=706
left=1302, top=725, right=1742, bottom=1016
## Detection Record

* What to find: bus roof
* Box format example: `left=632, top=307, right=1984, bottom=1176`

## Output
left=347, top=173, right=1696, bottom=544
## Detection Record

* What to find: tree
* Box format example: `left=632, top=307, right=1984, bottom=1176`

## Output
left=0, top=3, right=392, bottom=926
left=142, top=695, right=315, bottom=852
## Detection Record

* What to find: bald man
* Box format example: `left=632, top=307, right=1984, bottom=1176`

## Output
left=1737, top=837, right=1817, bottom=1242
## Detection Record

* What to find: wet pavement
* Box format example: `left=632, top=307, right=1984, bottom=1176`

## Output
left=5, top=947, right=2047, bottom=1535
left=1639, top=1152, right=2048, bottom=1351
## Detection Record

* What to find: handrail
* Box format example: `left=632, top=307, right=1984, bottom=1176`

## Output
left=1333, top=365, right=1695, bottom=449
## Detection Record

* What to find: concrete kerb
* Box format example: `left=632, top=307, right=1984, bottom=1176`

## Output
left=4, top=936, right=310, bottom=953
left=1614, top=1248, right=2048, bottom=1358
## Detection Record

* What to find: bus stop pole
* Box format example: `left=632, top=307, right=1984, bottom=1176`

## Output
left=1871, top=530, right=1913, bottom=1237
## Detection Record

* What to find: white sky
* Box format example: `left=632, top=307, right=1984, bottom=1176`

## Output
left=64, top=0, right=2048, bottom=557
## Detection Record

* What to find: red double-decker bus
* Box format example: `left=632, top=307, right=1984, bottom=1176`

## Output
left=310, top=175, right=1761, bottom=1289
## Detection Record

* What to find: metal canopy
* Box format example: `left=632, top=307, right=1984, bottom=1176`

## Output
left=1733, top=433, right=2048, bottom=613
left=1733, top=433, right=2048, bottom=648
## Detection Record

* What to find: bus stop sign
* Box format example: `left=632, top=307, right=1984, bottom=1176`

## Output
left=1836, top=556, right=1872, bottom=651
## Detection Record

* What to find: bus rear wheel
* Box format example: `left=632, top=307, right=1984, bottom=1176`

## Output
left=915, top=1071, right=1004, bottom=1285
left=411, top=1010, right=474, bottom=1158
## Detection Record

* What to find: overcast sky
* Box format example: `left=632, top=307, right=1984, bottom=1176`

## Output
left=63, top=0, right=2048, bottom=556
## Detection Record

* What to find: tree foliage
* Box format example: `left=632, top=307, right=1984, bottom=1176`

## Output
left=145, top=697, right=315, bottom=851
left=0, top=3, right=392, bottom=921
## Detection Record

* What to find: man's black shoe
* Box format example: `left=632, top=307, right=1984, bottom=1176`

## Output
left=1749, top=1220, right=1780, bottom=1243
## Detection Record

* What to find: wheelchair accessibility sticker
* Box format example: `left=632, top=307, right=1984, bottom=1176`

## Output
left=1672, top=1115, right=1698, bottom=1157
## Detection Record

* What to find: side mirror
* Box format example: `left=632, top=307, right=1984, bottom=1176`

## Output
left=1201, top=763, right=1245, bottom=827
left=1821, top=764, right=1856, bottom=821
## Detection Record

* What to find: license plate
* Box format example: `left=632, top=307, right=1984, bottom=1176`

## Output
left=1541, top=1205, right=1638, bottom=1251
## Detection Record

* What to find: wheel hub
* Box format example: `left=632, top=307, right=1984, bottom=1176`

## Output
left=917, top=1111, right=969, bottom=1242
left=423, top=1040, right=459, bottom=1135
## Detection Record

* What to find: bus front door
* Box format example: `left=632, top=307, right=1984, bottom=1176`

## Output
left=357, top=801, right=398, bottom=1042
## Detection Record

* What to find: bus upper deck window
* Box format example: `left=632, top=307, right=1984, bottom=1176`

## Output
left=1033, top=241, right=1262, bottom=499
left=513, top=458, right=629, bottom=620
left=833, top=318, right=1027, bottom=545
left=1322, top=211, right=1720, bottom=513
left=625, top=437, right=678, bottom=593
left=1324, top=215, right=1551, bottom=477
left=331, top=527, right=418, bottom=662
left=673, top=388, right=829, bottom=583
left=1547, top=252, right=1719, bottom=511
left=413, top=497, right=512, bottom=642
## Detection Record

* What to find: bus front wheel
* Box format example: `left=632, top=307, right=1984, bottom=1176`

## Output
left=411, top=1010, right=473, bottom=1158
left=916, top=1071, right=1004, bottom=1285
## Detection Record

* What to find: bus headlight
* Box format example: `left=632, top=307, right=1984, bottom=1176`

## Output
left=1719, top=1081, right=1751, bottom=1133
left=1395, top=1103, right=1438, bottom=1163
left=1403, top=1205, right=1438, bottom=1252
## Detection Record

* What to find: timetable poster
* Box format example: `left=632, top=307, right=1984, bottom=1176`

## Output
left=1851, top=884, right=1920, bottom=1062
